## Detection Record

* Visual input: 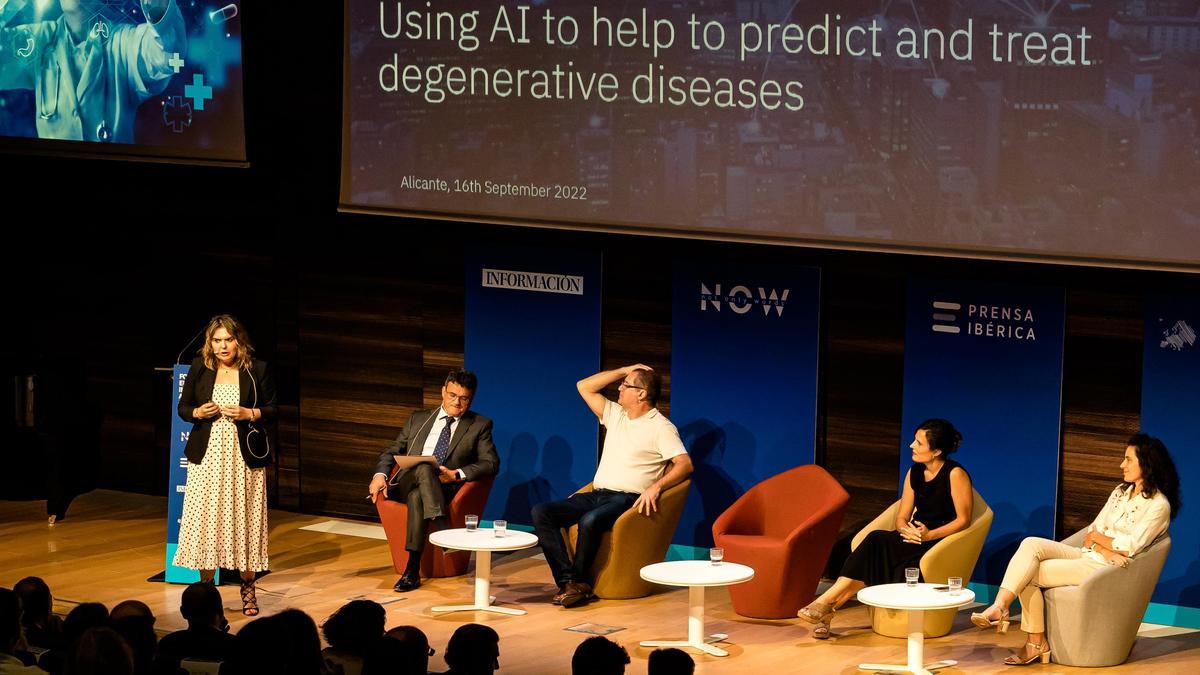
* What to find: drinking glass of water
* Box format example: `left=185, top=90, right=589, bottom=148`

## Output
left=493, top=519, right=507, bottom=537
left=905, top=567, right=920, bottom=587
left=948, top=576, right=963, bottom=595
left=710, top=547, right=724, bottom=565
left=465, top=515, right=479, bottom=532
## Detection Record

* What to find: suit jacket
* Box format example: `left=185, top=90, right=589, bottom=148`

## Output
left=177, top=357, right=277, bottom=469
left=373, top=408, right=499, bottom=483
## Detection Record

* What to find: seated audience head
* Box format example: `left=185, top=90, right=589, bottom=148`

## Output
left=224, top=609, right=324, bottom=675
left=0, top=588, right=20, bottom=656
left=69, top=626, right=134, bottom=675
left=571, top=636, right=630, bottom=675
left=648, top=647, right=694, bottom=675
left=13, top=577, right=51, bottom=629
left=109, top=600, right=156, bottom=673
left=913, top=418, right=963, bottom=459
left=275, top=609, right=324, bottom=675
left=363, top=626, right=431, bottom=675
left=321, top=599, right=386, bottom=657
left=180, top=581, right=226, bottom=630
left=1125, top=433, right=1182, bottom=519
left=62, top=602, right=109, bottom=646
left=443, top=623, right=499, bottom=674
left=383, top=625, right=432, bottom=673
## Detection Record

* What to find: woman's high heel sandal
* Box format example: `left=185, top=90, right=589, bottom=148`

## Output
left=970, top=605, right=1010, bottom=634
left=240, top=580, right=259, bottom=617
left=798, top=601, right=837, bottom=638
left=1004, top=641, right=1051, bottom=666
left=812, top=611, right=836, bottom=640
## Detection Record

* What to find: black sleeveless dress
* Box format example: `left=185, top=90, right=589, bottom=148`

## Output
left=840, top=459, right=968, bottom=585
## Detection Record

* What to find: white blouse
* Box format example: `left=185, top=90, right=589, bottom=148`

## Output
left=1084, top=485, right=1171, bottom=562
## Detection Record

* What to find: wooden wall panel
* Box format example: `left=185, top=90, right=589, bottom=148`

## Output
left=297, top=267, right=424, bottom=519
left=1058, top=289, right=1143, bottom=537
left=822, top=259, right=907, bottom=538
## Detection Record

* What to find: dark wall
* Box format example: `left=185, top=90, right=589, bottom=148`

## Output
left=2, top=4, right=1195, bottom=547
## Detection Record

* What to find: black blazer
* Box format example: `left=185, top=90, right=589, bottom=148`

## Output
left=177, top=357, right=277, bottom=469
left=373, top=408, right=499, bottom=482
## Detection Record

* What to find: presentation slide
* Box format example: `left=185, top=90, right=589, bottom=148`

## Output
left=0, top=0, right=246, bottom=163
left=342, top=0, right=1200, bottom=269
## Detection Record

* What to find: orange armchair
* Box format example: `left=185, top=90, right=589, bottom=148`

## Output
left=712, top=465, right=849, bottom=619
left=375, top=469, right=495, bottom=578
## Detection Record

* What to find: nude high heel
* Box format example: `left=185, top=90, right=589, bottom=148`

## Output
left=1004, top=641, right=1051, bottom=666
left=970, top=605, right=1010, bottom=634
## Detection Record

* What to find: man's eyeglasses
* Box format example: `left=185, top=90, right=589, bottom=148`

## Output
left=618, top=381, right=644, bottom=390
left=446, top=392, right=472, bottom=404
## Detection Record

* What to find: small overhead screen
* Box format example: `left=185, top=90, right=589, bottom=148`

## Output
left=0, top=0, right=246, bottom=164
left=340, top=0, right=1200, bottom=271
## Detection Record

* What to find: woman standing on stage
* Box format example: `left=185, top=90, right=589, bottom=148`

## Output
left=174, top=315, right=276, bottom=616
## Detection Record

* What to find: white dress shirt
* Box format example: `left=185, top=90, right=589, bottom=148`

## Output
left=374, top=406, right=466, bottom=480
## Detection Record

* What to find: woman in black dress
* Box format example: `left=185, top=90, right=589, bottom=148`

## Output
left=798, top=418, right=973, bottom=638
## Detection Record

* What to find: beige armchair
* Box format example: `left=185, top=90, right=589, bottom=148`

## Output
left=563, top=479, right=691, bottom=599
left=851, top=488, right=993, bottom=638
left=1044, top=528, right=1171, bottom=666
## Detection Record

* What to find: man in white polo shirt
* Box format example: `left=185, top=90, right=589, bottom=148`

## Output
left=531, top=364, right=693, bottom=608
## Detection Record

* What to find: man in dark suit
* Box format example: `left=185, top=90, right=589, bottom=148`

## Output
left=369, top=369, right=499, bottom=591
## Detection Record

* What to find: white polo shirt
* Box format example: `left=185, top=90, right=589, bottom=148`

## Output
left=592, top=400, right=688, bottom=494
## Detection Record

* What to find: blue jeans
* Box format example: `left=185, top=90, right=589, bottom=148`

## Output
left=531, top=489, right=638, bottom=587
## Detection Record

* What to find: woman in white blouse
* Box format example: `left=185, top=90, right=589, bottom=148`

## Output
left=970, top=433, right=1180, bottom=666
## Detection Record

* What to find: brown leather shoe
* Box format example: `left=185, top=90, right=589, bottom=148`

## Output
left=560, top=581, right=593, bottom=608
left=552, top=587, right=567, bottom=605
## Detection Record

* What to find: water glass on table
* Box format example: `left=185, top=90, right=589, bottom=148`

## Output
left=710, top=547, right=724, bottom=565
left=465, top=514, right=479, bottom=532
left=905, top=567, right=920, bottom=587
left=948, top=576, right=963, bottom=595
left=493, top=519, right=507, bottom=537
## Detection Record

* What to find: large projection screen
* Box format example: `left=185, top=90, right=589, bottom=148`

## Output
left=341, top=0, right=1200, bottom=271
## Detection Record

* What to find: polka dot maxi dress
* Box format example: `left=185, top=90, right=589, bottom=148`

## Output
left=173, top=382, right=268, bottom=572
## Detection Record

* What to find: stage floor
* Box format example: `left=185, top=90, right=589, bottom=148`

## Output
left=2, top=490, right=1197, bottom=673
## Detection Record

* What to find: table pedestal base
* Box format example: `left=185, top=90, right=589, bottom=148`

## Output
left=639, top=586, right=731, bottom=657
left=430, top=551, right=526, bottom=616
left=858, top=609, right=955, bottom=675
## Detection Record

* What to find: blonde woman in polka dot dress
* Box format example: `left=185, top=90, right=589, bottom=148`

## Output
left=174, top=314, right=277, bottom=616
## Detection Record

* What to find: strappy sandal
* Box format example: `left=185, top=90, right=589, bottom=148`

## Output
left=240, top=580, right=259, bottom=617
left=798, top=601, right=838, bottom=639
left=970, top=604, right=1010, bottom=634
left=812, top=610, right=836, bottom=639
left=1004, top=641, right=1051, bottom=666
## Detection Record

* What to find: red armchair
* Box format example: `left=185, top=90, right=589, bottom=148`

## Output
left=711, top=465, right=849, bottom=619
left=375, top=469, right=495, bottom=578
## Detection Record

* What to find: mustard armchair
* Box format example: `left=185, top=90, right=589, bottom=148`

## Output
left=851, top=488, right=992, bottom=638
left=563, top=479, right=691, bottom=599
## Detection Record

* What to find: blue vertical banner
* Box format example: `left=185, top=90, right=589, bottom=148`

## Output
left=1141, top=294, right=1200, bottom=627
left=465, top=247, right=603, bottom=526
left=166, top=365, right=211, bottom=583
left=669, top=260, right=821, bottom=554
left=901, top=278, right=1065, bottom=586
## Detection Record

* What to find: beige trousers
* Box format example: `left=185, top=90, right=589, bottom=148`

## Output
left=999, top=537, right=1106, bottom=633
